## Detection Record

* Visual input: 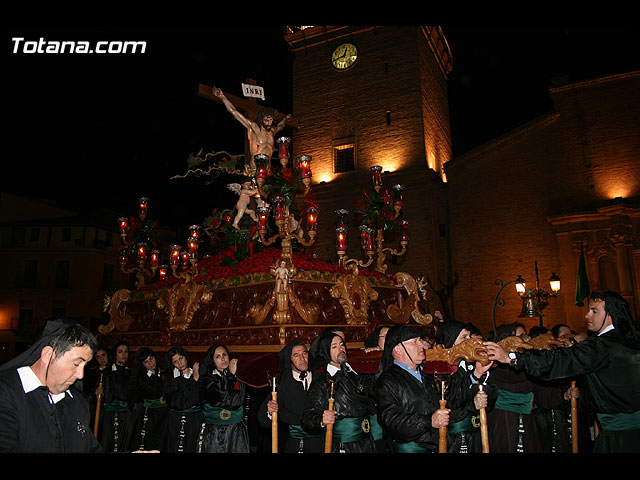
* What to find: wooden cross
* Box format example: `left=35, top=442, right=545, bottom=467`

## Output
left=197, top=78, right=298, bottom=161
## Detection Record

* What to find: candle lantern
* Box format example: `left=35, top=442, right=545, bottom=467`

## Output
left=277, top=137, right=291, bottom=165
left=170, top=245, right=182, bottom=266
left=257, top=206, right=270, bottom=231
left=119, top=246, right=129, bottom=265
left=159, top=265, right=168, bottom=279
left=187, top=237, right=199, bottom=257
left=296, top=155, right=312, bottom=179
left=336, top=226, right=348, bottom=251
left=188, top=225, right=200, bottom=239
left=137, top=243, right=147, bottom=262
left=307, top=205, right=319, bottom=231
left=181, top=251, right=190, bottom=269
left=273, top=195, right=285, bottom=221
left=400, top=220, right=409, bottom=243
left=255, top=154, right=270, bottom=183
left=138, top=197, right=149, bottom=219
left=359, top=225, right=375, bottom=252
left=118, top=217, right=129, bottom=237
left=393, top=184, right=404, bottom=209
left=370, top=166, right=383, bottom=189
left=150, top=249, right=159, bottom=270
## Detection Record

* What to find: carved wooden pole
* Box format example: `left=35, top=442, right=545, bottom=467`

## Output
left=478, top=384, right=490, bottom=453
left=271, top=377, right=278, bottom=453
left=93, top=373, right=103, bottom=437
left=324, top=380, right=335, bottom=453
left=571, top=380, right=578, bottom=453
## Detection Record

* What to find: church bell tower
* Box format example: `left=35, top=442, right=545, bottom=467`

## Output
left=283, top=26, right=455, bottom=312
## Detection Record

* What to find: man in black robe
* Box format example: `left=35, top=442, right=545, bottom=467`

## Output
left=0, top=318, right=103, bottom=453
left=301, top=330, right=376, bottom=453
left=258, top=342, right=323, bottom=453
left=485, top=290, right=640, bottom=453
left=375, top=324, right=449, bottom=453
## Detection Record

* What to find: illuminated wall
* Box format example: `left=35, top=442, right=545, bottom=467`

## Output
left=445, top=71, right=640, bottom=334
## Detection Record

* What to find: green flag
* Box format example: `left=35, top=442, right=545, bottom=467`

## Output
left=575, top=245, right=590, bottom=306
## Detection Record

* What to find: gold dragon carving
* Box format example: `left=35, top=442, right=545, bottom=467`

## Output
left=386, top=272, right=434, bottom=325
left=156, top=279, right=213, bottom=331
left=100, top=288, right=134, bottom=334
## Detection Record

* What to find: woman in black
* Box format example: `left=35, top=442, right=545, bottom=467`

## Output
left=101, top=341, right=132, bottom=452
left=163, top=346, right=204, bottom=453
left=126, top=347, right=169, bottom=451
left=200, top=344, right=249, bottom=453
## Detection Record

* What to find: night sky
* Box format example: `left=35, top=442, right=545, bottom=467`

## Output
left=3, top=25, right=639, bottom=231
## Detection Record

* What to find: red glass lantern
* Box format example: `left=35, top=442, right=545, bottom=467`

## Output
left=296, top=155, right=312, bottom=179
left=307, top=205, right=318, bottom=231
left=150, top=249, right=159, bottom=269
left=137, top=243, right=147, bottom=262
left=336, top=226, right=347, bottom=251
left=170, top=245, right=182, bottom=265
left=118, top=217, right=128, bottom=236
left=138, top=197, right=149, bottom=219
left=370, top=166, right=383, bottom=187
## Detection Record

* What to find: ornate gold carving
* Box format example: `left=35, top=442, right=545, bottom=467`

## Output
left=386, top=272, right=434, bottom=325
left=249, top=259, right=320, bottom=325
left=424, top=337, right=490, bottom=366
left=156, top=279, right=213, bottom=331
left=330, top=268, right=378, bottom=325
left=100, top=289, right=133, bottom=334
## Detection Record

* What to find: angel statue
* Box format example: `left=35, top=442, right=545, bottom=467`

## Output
left=228, top=181, right=259, bottom=229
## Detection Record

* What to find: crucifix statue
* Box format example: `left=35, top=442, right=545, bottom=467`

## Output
left=198, top=80, right=298, bottom=176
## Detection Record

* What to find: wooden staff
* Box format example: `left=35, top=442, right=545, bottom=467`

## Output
left=271, top=376, right=278, bottom=453
left=570, top=380, right=578, bottom=453
left=324, top=379, right=335, bottom=453
left=93, top=372, right=103, bottom=437
left=478, top=384, right=490, bottom=453
left=435, top=375, right=448, bottom=453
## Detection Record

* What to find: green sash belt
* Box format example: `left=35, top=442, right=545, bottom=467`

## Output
left=203, top=404, right=244, bottom=425
left=448, top=415, right=476, bottom=434
left=495, top=388, right=534, bottom=414
left=369, top=414, right=384, bottom=440
left=103, top=400, right=129, bottom=412
left=333, top=417, right=371, bottom=443
left=289, top=424, right=321, bottom=439
left=598, top=410, right=640, bottom=431
left=389, top=439, right=430, bottom=453
left=143, top=397, right=167, bottom=409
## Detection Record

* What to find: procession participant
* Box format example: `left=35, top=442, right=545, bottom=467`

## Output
left=258, top=342, right=323, bottom=453
left=362, top=326, right=389, bottom=353
left=0, top=318, right=103, bottom=453
left=301, top=330, right=376, bottom=453
left=101, top=341, right=133, bottom=452
left=127, top=347, right=168, bottom=452
left=84, top=345, right=109, bottom=432
left=485, top=290, right=640, bottom=453
left=162, top=346, right=203, bottom=453
left=308, top=326, right=345, bottom=371
left=200, top=344, right=249, bottom=453
left=375, top=325, right=449, bottom=453
left=485, top=323, right=582, bottom=453
left=433, top=319, right=496, bottom=453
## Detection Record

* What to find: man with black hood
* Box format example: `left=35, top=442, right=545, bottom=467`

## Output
left=258, top=342, right=323, bottom=453
left=301, top=330, right=376, bottom=453
left=0, top=318, right=103, bottom=453
left=485, top=290, right=640, bottom=453
left=375, top=324, right=449, bottom=453
left=434, top=319, right=496, bottom=453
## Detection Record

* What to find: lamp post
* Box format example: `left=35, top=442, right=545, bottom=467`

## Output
left=517, top=261, right=561, bottom=328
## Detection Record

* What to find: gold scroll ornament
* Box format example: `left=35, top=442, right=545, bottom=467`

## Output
left=156, top=278, right=213, bottom=331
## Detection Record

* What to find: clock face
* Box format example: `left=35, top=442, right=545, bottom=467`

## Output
left=331, top=42, right=358, bottom=70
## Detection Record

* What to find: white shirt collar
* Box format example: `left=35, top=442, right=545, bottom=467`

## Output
left=17, top=366, right=69, bottom=403
left=598, top=324, right=615, bottom=336
left=326, top=362, right=356, bottom=376
left=173, top=367, right=192, bottom=379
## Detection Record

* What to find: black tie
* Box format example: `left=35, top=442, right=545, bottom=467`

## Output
left=300, top=371, right=308, bottom=390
